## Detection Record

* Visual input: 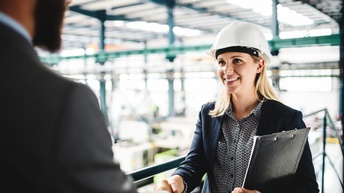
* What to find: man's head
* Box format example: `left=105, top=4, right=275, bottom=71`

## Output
left=33, top=0, right=71, bottom=53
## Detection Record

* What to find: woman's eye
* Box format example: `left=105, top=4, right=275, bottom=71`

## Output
left=218, top=60, right=225, bottom=66
left=233, top=58, right=242, bottom=64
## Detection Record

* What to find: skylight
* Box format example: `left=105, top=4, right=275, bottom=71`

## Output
left=227, top=0, right=314, bottom=26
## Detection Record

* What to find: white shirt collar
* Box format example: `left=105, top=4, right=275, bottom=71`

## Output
left=0, top=12, right=32, bottom=44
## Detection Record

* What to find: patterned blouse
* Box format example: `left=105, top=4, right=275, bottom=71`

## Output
left=211, top=100, right=264, bottom=192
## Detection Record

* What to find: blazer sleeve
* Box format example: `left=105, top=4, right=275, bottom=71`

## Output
left=172, top=103, right=210, bottom=192
left=52, top=83, right=138, bottom=193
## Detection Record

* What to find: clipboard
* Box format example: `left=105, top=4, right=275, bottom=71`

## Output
left=242, top=127, right=310, bottom=190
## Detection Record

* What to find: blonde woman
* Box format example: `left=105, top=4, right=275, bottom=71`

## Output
left=154, top=21, right=318, bottom=193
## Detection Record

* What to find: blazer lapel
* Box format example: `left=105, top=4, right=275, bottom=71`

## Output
left=257, top=100, right=275, bottom=135
left=207, top=115, right=224, bottom=168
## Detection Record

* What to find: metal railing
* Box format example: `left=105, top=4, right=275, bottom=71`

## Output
left=305, top=108, right=344, bottom=193
left=127, top=156, right=186, bottom=188
left=127, top=108, right=344, bottom=192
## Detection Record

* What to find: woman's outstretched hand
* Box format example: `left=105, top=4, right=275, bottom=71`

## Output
left=154, top=175, right=185, bottom=193
left=154, top=179, right=173, bottom=193
left=231, top=187, right=261, bottom=193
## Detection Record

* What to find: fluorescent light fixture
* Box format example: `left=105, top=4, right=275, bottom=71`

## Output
left=86, top=48, right=95, bottom=55
left=173, top=26, right=202, bottom=36
left=60, top=48, right=85, bottom=57
left=126, top=21, right=168, bottom=33
left=279, top=30, right=308, bottom=39
left=125, top=21, right=202, bottom=36
left=106, top=20, right=126, bottom=27
left=308, top=28, right=332, bottom=36
left=279, top=28, right=332, bottom=39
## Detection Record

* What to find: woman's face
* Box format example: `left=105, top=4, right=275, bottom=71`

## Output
left=216, top=52, right=264, bottom=96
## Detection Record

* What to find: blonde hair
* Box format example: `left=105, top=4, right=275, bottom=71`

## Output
left=209, top=55, right=279, bottom=117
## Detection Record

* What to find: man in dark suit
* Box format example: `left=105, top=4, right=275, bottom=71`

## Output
left=0, top=0, right=138, bottom=192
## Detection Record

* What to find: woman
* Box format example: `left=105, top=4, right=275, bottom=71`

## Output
left=154, top=21, right=319, bottom=193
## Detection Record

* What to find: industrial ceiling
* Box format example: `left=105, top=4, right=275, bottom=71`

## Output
left=60, top=0, right=342, bottom=52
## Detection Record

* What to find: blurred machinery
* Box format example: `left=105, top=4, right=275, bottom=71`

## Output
left=113, top=117, right=195, bottom=172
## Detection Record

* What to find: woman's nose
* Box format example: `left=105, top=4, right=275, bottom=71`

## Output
left=224, top=65, right=234, bottom=75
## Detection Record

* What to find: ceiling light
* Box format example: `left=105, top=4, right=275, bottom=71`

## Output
left=279, top=30, right=308, bottom=39
left=125, top=21, right=202, bottom=37
left=308, top=28, right=332, bottom=36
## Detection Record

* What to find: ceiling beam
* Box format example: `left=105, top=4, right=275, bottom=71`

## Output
left=40, top=34, right=340, bottom=65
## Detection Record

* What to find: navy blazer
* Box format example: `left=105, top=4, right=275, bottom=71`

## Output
left=173, top=100, right=319, bottom=193
left=0, top=22, right=137, bottom=192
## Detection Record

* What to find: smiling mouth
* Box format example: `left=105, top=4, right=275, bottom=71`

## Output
left=224, top=77, right=239, bottom=82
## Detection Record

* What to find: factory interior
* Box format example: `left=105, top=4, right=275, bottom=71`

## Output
left=38, top=0, right=343, bottom=192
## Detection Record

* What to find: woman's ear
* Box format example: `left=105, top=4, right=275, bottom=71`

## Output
left=256, top=59, right=264, bottom=73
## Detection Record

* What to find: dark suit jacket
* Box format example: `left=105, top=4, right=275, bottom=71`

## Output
left=173, top=100, right=319, bottom=193
left=0, top=22, right=137, bottom=192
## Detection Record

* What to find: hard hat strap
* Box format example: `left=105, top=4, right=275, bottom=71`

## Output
left=215, top=46, right=259, bottom=59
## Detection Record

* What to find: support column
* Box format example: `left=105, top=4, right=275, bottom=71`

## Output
left=339, top=2, right=344, bottom=192
left=97, top=10, right=108, bottom=125
left=271, top=0, right=281, bottom=91
left=180, top=67, right=186, bottom=116
left=166, top=1, right=176, bottom=117
left=144, top=41, right=148, bottom=90
left=272, top=0, right=279, bottom=40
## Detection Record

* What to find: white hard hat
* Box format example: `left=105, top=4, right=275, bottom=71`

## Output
left=207, top=21, right=272, bottom=64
